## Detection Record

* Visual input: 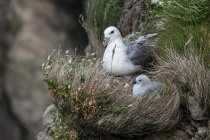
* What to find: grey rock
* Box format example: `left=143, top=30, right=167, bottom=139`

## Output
left=173, top=129, right=190, bottom=139
left=197, top=127, right=208, bottom=138
left=145, top=133, right=176, bottom=140
left=5, top=0, right=87, bottom=140
left=0, top=105, right=22, bottom=140
left=187, top=95, right=207, bottom=120
left=117, top=0, right=146, bottom=36
left=185, top=125, right=193, bottom=136
left=37, top=105, right=57, bottom=140
left=37, top=132, right=52, bottom=140
left=43, top=104, right=56, bottom=126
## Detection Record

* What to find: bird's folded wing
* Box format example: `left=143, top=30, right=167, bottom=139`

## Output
left=125, top=42, right=154, bottom=67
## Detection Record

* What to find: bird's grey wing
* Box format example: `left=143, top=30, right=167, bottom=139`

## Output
left=146, top=82, right=164, bottom=96
left=125, top=42, right=154, bottom=67
left=143, top=84, right=157, bottom=96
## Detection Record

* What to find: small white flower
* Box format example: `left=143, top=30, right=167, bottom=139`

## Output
left=41, top=63, right=45, bottom=69
left=68, top=57, right=72, bottom=64
left=45, top=65, right=51, bottom=70
left=124, top=83, right=129, bottom=88
left=113, top=79, right=119, bottom=83
left=47, top=56, right=51, bottom=61
left=68, top=68, right=72, bottom=72
left=65, top=50, right=69, bottom=54
left=158, top=1, right=163, bottom=6
left=151, top=0, right=158, bottom=4
left=68, top=85, right=71, bottom=89
left=91, top=53, right=96, bottom=56
left=128, top=104, right=133, bottom=107
left=61, top=72, right=65, bottom=76
left=82, top=58, right=85, bottom=62
left=104, top=83, right=110, bottom=90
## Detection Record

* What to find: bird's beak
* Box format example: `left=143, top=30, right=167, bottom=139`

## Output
left=103, top=37, right=109, bottom=47
left=132, top=80, right=137, bottom=85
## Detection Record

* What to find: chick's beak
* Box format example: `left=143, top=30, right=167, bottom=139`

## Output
left=103, top=37, right=109, bottom=47
left=132, top=80, right=137, bottom=85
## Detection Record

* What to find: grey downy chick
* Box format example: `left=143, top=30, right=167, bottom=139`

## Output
left=132, top=74, right=163, bottom=98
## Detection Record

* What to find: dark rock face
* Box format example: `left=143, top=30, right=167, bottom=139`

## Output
left=117, top=0, right=146, bottom=36
left=188, top=95, right=207, bottom=121
left=1, top=0, right=88, bottom=140
left=0, top=0, right=24, bottom=140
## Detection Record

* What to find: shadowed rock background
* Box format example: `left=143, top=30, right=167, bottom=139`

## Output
left=0, top=0, right=88, bottom=140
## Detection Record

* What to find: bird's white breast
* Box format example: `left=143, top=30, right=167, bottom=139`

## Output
left=132, top=84, right=147, bottom=97
left=102, top=40, right=140, bottom=75
left=132, top=82, right=161, bottom=98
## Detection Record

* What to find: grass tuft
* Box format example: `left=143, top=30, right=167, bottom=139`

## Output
left=151, top=48, right=210, bottom=115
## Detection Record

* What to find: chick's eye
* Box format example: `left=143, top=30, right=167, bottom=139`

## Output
left=110, top=31, right=114, bottom=34
left=138, top=80, right=142, bottom=82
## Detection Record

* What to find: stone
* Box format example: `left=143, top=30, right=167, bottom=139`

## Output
left=145, top=133, right=177, bottom=140
left=172, top=129, right=190, bottom=139
left=37, top=105, right=57, bottom=140
left=185, top=125, right=193, bottom=136
left=117, top=0, right=146, bottom=36
left=37, top=132, right=52, bottom=140
left=197, top=127, right=208, bottom=138
left=5, top=0, right=87, bottom=139
left=187, top=95, right=207, bottom=120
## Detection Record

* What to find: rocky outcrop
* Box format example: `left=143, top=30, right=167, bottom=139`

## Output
left=1, top=0, right=88, bottom=140
left=0, top=0, right=24, bottom=140
left=117, top=0, right=146, bottom=36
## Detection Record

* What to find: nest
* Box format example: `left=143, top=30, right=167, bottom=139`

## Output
left=42, top=49, right=182, bottom=138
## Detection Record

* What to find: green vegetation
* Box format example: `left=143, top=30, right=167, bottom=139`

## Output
left=161, top=0, right=210, bottom=25
left=149, top=0, right=210, bottom=67
left=53, top=112, right=78, bottom=140
left=85, top=0, right=125, bottom=40
left=42, top=48, right=127, bottom=121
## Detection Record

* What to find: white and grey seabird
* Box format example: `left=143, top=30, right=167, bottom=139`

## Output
left=102, top=26, right=154, bottom=75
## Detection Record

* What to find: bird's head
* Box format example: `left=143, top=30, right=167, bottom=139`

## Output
left=103, top=26, right=122, bottom=47
left=133, top=74, right=151, bottom=86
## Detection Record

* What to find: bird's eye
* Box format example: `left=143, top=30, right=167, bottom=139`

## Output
left=138, top=80, right=142, bottom=82
left=110, top=31, right=114, bottom=34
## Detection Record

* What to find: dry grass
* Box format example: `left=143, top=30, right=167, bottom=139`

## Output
left=151, top=48, right=210, bottom=114
left=42, top=48, right=183, bottom=137
left=97, top=89, right=181, bottom=136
